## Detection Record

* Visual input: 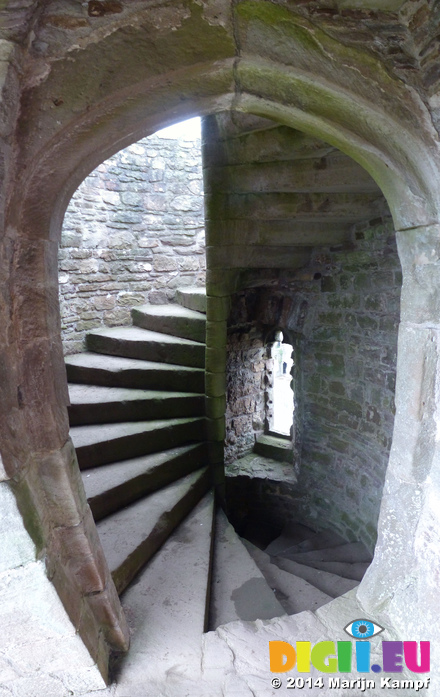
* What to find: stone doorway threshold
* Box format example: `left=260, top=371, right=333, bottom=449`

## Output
left=84, top=588, right=417, bottom=697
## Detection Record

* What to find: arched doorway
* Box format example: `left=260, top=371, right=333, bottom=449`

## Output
left=3, top=4, right=440, bottom=677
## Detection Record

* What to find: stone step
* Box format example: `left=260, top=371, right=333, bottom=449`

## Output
left=283, top=559, right=370, bottom=582
left=209, top=508, right=285, bottom=630
left=70, top=417, right=206, bottom=469
left=283, top=541, right=373, bottom=565
left=242, top=540, right=332, bottom=614
left=68, top=384, right=204, bottom=426
left=205, top=192, right=387, bottom=224
left=269, top=529, right=348, bottom=557
left=97, top=467, right=211, bottom=594
left=206, top=156, right=381, bottom=195
left=253, top=434, right=294, bottom=463
left=264, top=521, right=317, bottom=555
left=65, top=352, right=205, bottom=393
left=86, top=326, right=205, bottom=368
left=132, top=303, right=206, bottom=343
left=271, top=556, right=359, bottom=599
left=83, top=442, right=208, bottom=522
left=116, top=492, right=214, bottom=690
left=175, top=286, right=207, bottom=314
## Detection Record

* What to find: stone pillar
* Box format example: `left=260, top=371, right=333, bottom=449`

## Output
left=358, top=224, right=440, bottom=659
left=202, top=115, right=238, bottom=490
left=0, top=218, right=129, bottom=682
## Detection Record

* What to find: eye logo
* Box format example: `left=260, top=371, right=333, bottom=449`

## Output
left=344, top=619, right=384, bottom=640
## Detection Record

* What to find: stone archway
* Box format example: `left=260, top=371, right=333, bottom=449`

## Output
left=2, top=1, right=440, bottom=676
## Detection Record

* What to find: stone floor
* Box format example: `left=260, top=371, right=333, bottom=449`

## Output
left=81, top=589, right=428, bottom=697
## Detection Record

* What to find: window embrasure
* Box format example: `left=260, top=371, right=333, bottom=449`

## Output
left=265, top=329, right=294, bottom=438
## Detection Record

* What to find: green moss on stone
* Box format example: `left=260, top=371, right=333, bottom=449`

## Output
left=236, top=0, right=402, bottom=95
left=11, top=480, right=45, bottom=556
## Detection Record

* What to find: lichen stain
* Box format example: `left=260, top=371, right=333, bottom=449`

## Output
left=194, top=0, right=231, bottom=31
left=147, top=4, right=191, bottom=32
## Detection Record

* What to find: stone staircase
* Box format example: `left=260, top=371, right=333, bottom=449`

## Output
left=64, top=288, right=373, bottom=692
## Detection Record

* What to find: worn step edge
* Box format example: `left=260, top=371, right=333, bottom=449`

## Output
left=84, top=442, right=209, bottom=522
left=71, top=417, right=206, bottom=469
left=132, top=304, right=206, bottom=343
left=264, top=522, right=317, bottom=556
left=242, top=539, right=333, bottom=614
left=204, top=490, right=216, bottom=633
left=65, top=353, right=205, bottom=393
left=271, top=529, right=348, bottom=557
left=271, top=556, right=359, bottom=598
left=209, top=508, right=285, bottom=630
left=104, top=466, right=211, bottom=595
left=175, top=286, right=207, bottom=313
left=86, top=326, right=205, bottom=368
left=254, top=434, right=294, bottom=463
left=284, top=541, right=373, bottom=564
left=118, top=491, right=214, bottom=684
left=283, top=558, right=370, bottom=582
left=68, top=384, right=204, bottom=426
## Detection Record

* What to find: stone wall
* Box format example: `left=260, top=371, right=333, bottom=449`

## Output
left=225, top=323, right=266, bottom=464
left=59, top=128, right=205, bottom=354
left=0, top=475, right=106, bottom=694
left=224, top=218, right=401, bottom=550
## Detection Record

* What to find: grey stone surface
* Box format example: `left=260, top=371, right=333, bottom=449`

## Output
left=289, top=560, right=370, bottom=582
left=0, top=561, right=105, bottom=696
left=242, top=540, right=333, bottom=614
left=113, top=492, right=214, bottom=692
left=65, top=352, right=205, bottom=393
left=254, top=434, right=294, bottom=463
left=175, top=286, right=207, bottom=313
left=71, top=417, right=205, bottom=468
left=86, top=325, right=206, bottom=368
left=226, top=452, right=297, bottom=484
left=59, top=131, right=206, bottom=355
left=200, top=589, right=420, bottom=697
left=225, top=219, right=401, bottom=550
left=284, top=542, right=373, bottom=564
left=68, top=383, right=204, bottom=424
left=83, top=442, right=208, bottom=521
left=0, top=482, right=36, bottom=573
left=96, top=467, right=209, bottom=593
left=225, top=327, right=266, bottom=462
left=132, top=302, right=206, bottom=342
left=210, top=508, right=285, bottom=629
left=272, top=556, right=359, bottom=598
left=282, top=529, right=348, bottom=554
left=264, top=522, right=317, bottom=555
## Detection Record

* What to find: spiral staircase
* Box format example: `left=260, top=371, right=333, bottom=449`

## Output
left=64, top=287, right=373, bottom=696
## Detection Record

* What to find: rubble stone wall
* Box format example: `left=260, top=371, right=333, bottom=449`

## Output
left=59, top=130, right=205, bottom=354
left=225, top=324, right=266, bottom=464
left=224, top=218, right=401, bottom=550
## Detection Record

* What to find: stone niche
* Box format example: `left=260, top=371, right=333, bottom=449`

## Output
left=59, top=126, right=205, bottom=354
left=225, top=218, right=401, bottom=552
